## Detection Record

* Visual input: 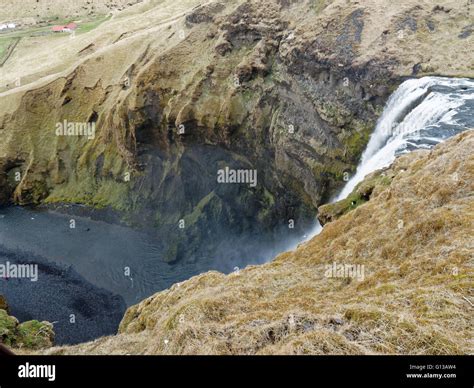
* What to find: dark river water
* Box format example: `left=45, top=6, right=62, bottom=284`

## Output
left=0, top=207, right=221, bottom=304
left=0, top=207, right=224, bottom=344
left=0, top=206, right=296, bottom=344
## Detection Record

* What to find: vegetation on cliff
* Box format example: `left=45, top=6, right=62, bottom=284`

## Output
left=0, top=295, right=54, bottom=350
left=1, top=0, right=472, bottom=263
left=318, top=170, right=394, bottom=226
left=42, top=130, right=474, bottom=355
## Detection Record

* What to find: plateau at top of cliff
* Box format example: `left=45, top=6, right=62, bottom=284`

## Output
left=0, top=0, right=472, bottom=103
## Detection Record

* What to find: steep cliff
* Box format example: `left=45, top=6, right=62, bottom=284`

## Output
left=0, top=0, right=472, bottom=264
left=42, top=130, right=474, bottom=355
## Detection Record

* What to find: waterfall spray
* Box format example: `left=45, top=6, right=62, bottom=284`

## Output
left=306, top=76, right=474, bottom=240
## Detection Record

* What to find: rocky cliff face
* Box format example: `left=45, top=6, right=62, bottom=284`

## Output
left=0, top=0, right=472, bottom=264
left=43, top=130, right=474, bottom=355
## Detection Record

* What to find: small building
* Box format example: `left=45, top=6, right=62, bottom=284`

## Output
left=52, top=23, right=78, bottom=33
left=0, top=23, right=16, bottom=30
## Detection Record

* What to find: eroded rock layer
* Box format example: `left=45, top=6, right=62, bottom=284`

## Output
left=0, top=0, right=472, bottom=263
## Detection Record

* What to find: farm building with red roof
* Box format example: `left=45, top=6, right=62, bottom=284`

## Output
left=52, top=23, right=78, bottom=32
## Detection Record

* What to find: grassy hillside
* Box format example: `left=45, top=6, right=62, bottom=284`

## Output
left=40, top=130, right=474, bottom=355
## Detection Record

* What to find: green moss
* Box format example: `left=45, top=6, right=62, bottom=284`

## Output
left=163, top=241, right=179, bottom=263
left=0, top=37, right=17, bottom=64
left=93, top=179, right=131, bottom=210
left=310, top=160, right=350, bottom=183
left=357, top=173, right=392, bottom=198
left=77, top=15, right=112, bottom=34
left=227, top=94, right=247, bottom=125
left=262, top=187, right=275, bottom=207
left=0, top=309, right=18, bottom=346
left=318, top=170, right=393, bottom=225
left=318, top=102, right=352, bottom=127
left=257, top=189, right=276, bottom=223
left=16, top=320, right=54, bottom=349
left=329, top=191, right=368, bottom=217
left=101, top=146, right=128, bottom=177
left=343, top=122, right=372, bottom=160
left=0, top=304, right=54, bottom=349
left=183, top=191, right=217, bottom=226
left=242, top=89, right=255, bottom=104
left=46, top=172, right=132, bottom=211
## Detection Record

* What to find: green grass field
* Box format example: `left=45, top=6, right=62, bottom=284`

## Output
left=77, top=15, right=112, bottom=34
left=0, top=15, right=111, bottom=67
left=0, top=38, right=12, bottom=58
left=0, top=37, right=20, bottom=67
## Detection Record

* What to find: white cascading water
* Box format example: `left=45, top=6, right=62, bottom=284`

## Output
left=306, top=76, right=474, bottom=239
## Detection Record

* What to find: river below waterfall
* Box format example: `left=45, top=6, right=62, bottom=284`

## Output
left=0, top=206, right=216, bottom=306
left=0, top=206, right=257, bottom=344
left=0, top=205, right=296, bottom=345
left=1, top=76, right=473, bottom=346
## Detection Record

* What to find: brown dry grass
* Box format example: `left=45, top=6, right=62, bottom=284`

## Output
left=39, top=130, right=474, bottom=355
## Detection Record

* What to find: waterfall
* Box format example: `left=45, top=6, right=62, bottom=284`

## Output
left=306, top=76, right=474, bottom=240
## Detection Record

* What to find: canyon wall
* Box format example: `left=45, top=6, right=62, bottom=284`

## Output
left=43, top=130, right=474, bottom=355
left=0, top=0, right=472, bottom=263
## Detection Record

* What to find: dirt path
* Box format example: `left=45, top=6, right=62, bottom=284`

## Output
left=0, top=0, right=214, bottom=99
left=0, top=37, right=21, bottom=67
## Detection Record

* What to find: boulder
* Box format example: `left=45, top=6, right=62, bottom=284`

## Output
left=16, top=320, right=55, bottom=349
left=0, top=302, right=54, bottom=349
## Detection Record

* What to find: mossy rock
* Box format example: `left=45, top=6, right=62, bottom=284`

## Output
left=163, top=241, right=180, bottom=264
left=16, top=320, right=55, bottom=349
left=0, top=306, right=54, bottom=349
left=318, top=170, right=393, bottom=226
left=0, top=309, right=19, bottom=346
left=318, top=192, right=368, bottom=226
left=341, top=121, right=373, bottom=161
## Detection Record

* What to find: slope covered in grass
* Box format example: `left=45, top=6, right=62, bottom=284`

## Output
left=42, top=130, right=474, bottom=355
